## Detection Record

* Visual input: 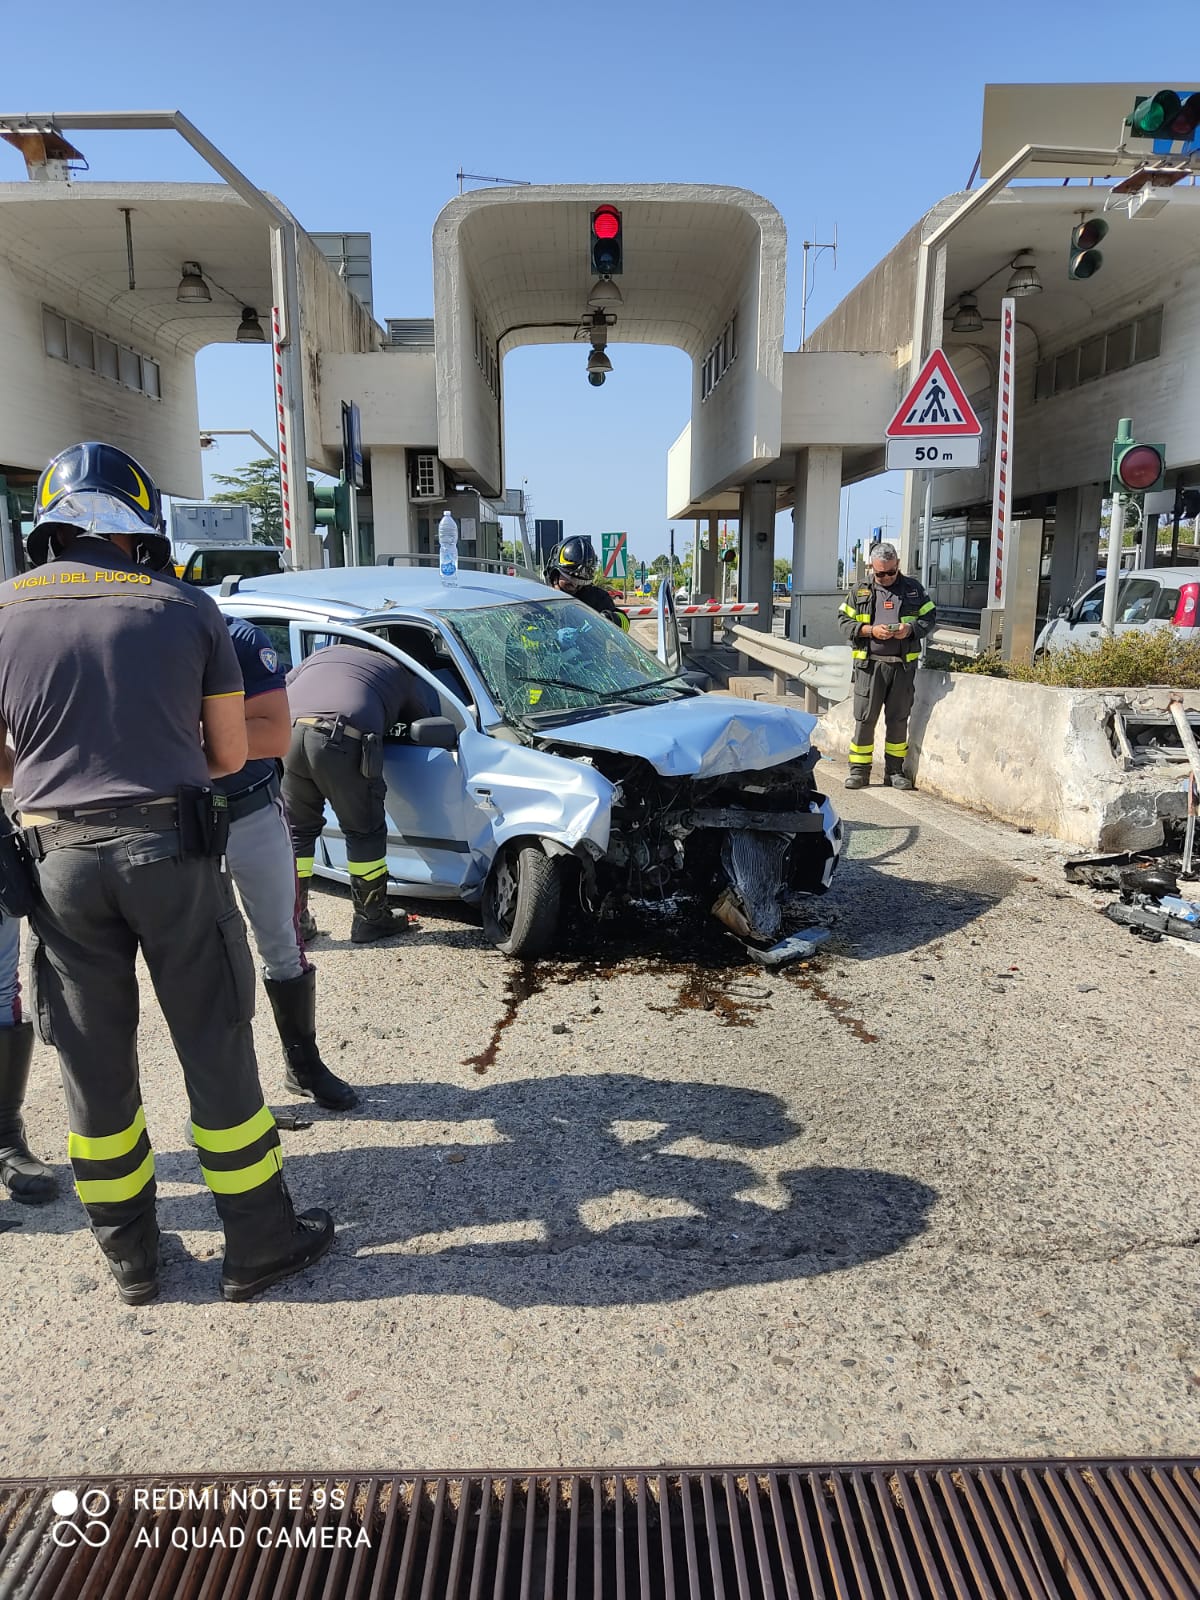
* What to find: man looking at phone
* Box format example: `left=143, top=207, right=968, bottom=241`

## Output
left=837, top=541, right=935, bottom=790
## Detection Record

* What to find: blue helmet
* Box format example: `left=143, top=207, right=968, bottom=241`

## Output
left=29, top=441, right=170, bottom=569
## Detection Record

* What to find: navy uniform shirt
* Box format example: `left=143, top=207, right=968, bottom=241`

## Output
left=869, top=582, right=905, bottom=658
left=286, top=643, right=437, bottom=736
left=214, top=618, right=288, bottom=799
left=0, top=540, right=243, bottom=811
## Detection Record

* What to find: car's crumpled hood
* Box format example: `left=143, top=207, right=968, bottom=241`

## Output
left=542, top=694, right=818, bottom=777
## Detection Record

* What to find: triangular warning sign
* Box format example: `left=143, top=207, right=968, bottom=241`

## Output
left=886, top=349, right=982, bottom=438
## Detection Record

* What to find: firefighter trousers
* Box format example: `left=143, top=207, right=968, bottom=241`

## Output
left=28, top=833, right=288, bottom=1266
left=282, top=725, right=388, bottom=882
left=849, top=660, right=916, bottom=775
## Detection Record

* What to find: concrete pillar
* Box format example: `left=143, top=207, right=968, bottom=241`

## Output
left=367, top=447, right=417, bottom=561
left=1048, top=485, right=1103, bottom=613
left=1001, top=517, right=1043, bottom=663
left=691, top=514, right=719, bottom=651
left=737, top=481, right=775, bottom=633
left=789, top=445, right=842, bottom=642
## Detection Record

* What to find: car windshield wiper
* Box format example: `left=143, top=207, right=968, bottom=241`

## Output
left=592, top=671, right=693, bottom=704
left=511, top=672, right=597, bottom=694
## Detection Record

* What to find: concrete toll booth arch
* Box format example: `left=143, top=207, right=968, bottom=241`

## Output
left=432, top=184, right=786, bottom=507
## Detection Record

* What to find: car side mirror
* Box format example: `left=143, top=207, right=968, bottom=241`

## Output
left=408, top=716, right=458, bottom=750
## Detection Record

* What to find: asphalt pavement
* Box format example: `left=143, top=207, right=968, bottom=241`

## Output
left=2, top=768, right=1198, bottom=1478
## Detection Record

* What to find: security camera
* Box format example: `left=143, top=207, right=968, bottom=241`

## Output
left=588, top=370, right=606, bottom=387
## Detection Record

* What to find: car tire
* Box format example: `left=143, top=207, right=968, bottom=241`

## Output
left=481, top=841, right=561, bottom=957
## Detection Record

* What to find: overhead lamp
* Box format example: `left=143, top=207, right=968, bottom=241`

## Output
left=235, top=306, right=266, bottom=344
left=176, top=261, right=212, bottom=303
left=587, top=276, right=623, bottom=307
left=586, top=347, right=612, bottom=374
left=951, top=293, right=983, bottom=333
left=1006, top=250, right=1042, bottom=297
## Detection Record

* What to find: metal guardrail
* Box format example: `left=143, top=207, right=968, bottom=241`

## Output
left=728, top=625, right=852, bottom=711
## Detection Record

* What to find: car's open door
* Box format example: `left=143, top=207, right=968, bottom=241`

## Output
left=656, top=578, right=682, bottom=670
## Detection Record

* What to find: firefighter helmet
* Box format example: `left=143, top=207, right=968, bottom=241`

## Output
left=544, top=536, right=598, bottom=585
left=28, top=441, right=170, bottom=569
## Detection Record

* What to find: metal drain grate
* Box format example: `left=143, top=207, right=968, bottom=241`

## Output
left=2, top=1460, right=1198, bottom=1599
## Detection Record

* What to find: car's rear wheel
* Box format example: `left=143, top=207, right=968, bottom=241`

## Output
left=482, top=841, right=562, bottom=957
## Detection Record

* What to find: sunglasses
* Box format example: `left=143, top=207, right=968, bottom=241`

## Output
left=873, top=566, right=899, bottom=578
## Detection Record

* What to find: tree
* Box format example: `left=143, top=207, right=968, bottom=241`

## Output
left=774, top=558, right=791, bottom=584
left=210, top=457, right=283, bottom=544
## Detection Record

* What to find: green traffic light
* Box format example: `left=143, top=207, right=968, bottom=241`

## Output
left=1129, top=90, right=1182, bottom=136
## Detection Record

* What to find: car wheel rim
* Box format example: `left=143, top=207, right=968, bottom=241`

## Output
left=492, top=850, right=518, bottom=930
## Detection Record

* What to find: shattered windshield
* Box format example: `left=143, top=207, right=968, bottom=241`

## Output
left=441, top=597, right=685, bottom=724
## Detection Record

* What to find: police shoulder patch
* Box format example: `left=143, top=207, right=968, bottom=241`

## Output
left=259, top=646, right=279, bottom=674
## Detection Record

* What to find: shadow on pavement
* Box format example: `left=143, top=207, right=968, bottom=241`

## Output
left=7, top=1074, right=937, bottom=1309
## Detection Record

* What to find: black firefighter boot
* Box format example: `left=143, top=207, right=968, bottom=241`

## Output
left=0, top=1023, right=58, bottom=1204
left=264, top=969, right=357, bottom=1111
left=89, top=1199, right=161, bottom=1305
left=349, top=872, right=411, bottom=945
left=218, top=1174, right=334, bottom=1302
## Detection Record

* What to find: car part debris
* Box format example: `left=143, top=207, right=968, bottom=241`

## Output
left=739, top=927, right=831, bottom=968
left=1064, top=850, right=1172, bottom=889
left=1105, top=894, right=1200, bottom=943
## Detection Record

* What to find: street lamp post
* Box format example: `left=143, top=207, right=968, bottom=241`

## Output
left=0, top=109, right=315, bottom=570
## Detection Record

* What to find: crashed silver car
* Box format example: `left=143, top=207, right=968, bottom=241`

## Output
left=217, top=568, right=842, bottom=957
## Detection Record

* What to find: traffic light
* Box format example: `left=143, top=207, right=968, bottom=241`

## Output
left=1068, top=217, right=1108, bottom=280
left=1110, top=420, right=1166, bottom=497
left=590, top=205, right=623, bottom=277
left=1128, top=90, right=1200, bottom=142
left=313, top=478, right=351, bottom=536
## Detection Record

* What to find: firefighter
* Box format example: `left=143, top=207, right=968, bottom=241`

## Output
left=282, top=643, right=436, bottom=944
left=544, top=538, right=629, bottom=629
left=837, top=541, right=935, bottom=790
left=221, top=618, right=357, bottom=1110
left=0, top=442, right=333, bottom=1303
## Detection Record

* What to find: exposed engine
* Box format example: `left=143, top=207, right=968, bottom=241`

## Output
left=539, top=744, right=840, bottom=942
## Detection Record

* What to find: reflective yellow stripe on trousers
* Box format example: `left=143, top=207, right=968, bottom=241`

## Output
left=191, top=1104, right=283, bottom=1196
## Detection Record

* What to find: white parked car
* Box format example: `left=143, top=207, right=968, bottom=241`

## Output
left=1035, top=567, right=1200, bottom=655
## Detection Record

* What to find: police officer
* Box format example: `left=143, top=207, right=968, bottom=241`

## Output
left=283, top=643, right=435, bottom=944
left=221, top=618, right=356, bottom=1110
left=0, top=910, right=57, bottom=1203
left=837, top=540, right=936, bottom=790
left=0, top=442, right=333, bottom=1303
left=544, top=537, right=629, bottom=629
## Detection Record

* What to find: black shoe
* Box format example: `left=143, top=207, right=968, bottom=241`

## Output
left=111, top=1267, right=161, bottom=1306
left=0, top=1024, right=58, bottom=1204
left=221, top=1207, right=334, bottom=1302
left=888, top=773, right=914, bottom=791
left=264, top=970, right=358, bottom=1112
left=844, top=769, right=870, bottom=790
left=349, top=874, right=411, bottom=944
left=91, top=1202, right=161, bottom=1304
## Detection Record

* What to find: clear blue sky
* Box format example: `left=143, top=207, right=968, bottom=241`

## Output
left=4, top=0, right=1192, bottom=567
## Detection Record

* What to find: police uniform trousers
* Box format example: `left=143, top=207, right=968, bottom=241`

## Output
left=282, top=724, right=388, bottom=888
left=849, top=659, right=916, bottom=777
left=224, top=777, right=307, bottom=983
left=28, top=832, right=289, bottom=1266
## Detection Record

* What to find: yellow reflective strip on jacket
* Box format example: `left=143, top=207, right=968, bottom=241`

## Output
left=200, top=1145, right=283, bottom=1196
left=905, top=651, right=920, bottom=663
left=617, top=613, right=630, bottom=632
left=885, top=742, right=908, bottom=757
left=347, top=859, right=387, bottom=879
left=190, top=1104, right=276, bottom=1155
left=838, top=603, right=856, bottom=618
left=918, top=600, right=935, bottom=615
left=68, top=1106, right=147, bottom=1163
left=854, top=612, right=870, bottom=623
left=75, top=1151, right=155, bottom=1206
left=295, top=856, right=315, bottom=879
left=851, top=649, right=867, bottom=660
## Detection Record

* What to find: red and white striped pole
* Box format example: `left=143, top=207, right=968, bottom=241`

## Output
left=272, top=306, right=293, bottom=566
left=988, top=297, right=1016, bottom=610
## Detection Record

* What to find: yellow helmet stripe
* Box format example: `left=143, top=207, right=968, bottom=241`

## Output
left=128, top=466, right=151, bottom=511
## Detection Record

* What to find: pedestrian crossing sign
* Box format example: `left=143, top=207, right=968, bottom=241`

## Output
left=886, top=350, right=982, bottom=438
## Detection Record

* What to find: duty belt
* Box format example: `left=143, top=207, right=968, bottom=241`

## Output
left=294, top=715, right=366, bottom=741
left=225, top=770, right=280, bottom=824
left=19, top=799, right=179, bottom=856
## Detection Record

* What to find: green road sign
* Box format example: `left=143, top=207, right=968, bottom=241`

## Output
left=601, top=531, right=628, bottom=580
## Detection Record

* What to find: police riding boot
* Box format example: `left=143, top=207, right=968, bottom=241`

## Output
left=264, top=969, right=358, bottom=1111
left=0, top=1023, right=58, bottom=1204
left=844, top=767, right=870, bottom=790
left=217, top=1174, right=334, bottom=1302
left=349, top=873, right=410, bottom=944
left=90, top=1200, right=160, bottom=1305
left=297, top=882, right=319, bottom=944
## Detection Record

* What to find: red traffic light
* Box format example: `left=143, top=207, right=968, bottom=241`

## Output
left=1117, top=444, right=1165, bottom=491
left=592, top=206, right=620, bottom=240
left=1168, top=92, right=1200, bottom=140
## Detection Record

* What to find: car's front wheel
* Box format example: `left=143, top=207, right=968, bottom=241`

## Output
left=481, top=841, right=562, bottom=957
